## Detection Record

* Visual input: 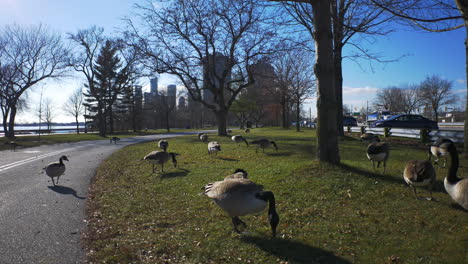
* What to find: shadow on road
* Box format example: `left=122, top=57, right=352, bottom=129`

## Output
left=48, top=185, right=86, bottom=200
left=240, top=235, right=351, bottom=264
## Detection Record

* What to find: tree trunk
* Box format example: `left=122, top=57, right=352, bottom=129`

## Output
left=165, top=110, right=170, bottom=132
left=463, top=25, right=468, bottom=156
left=216, top=110, right=228, bottom=136
left=98, top=102, right=106, bottom=137
left=75, top=115, right=80, bottom=134
left=334, top=47, right=344, bottom=137
left=296, top=98, right=301, bottom=132
left=281, top=96, right=288, bottom=128
left=313, top=0, right=340, bottom=164
left=7, top=105, right=17, bottom=139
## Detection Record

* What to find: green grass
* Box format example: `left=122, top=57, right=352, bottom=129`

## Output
left=84, top=128, right=468, bottom=264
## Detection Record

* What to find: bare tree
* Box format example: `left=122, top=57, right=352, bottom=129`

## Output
left=369, top=0, right=468, bottom=153
left=401, top=84, right=424, bottom=114
left=277, top=0, right=394, bottom=136
left=374, top=86, right=405, bottom=112
left=63, top=87, right=84, bottom=134
left=43, top=98, right=55, bottom=131
left=420, top=75, right=456, bottom=121
left=0, top=24, right=69, bottom=139
left=36, top=87, right=44, bottom=140
left=126, top=0, right=280, bottom=136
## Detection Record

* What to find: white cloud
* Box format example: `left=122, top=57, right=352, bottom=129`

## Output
left=343, top=86, right=379, bottom=96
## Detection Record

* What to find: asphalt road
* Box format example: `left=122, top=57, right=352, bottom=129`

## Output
left=0, top=132, right=201, bottom=264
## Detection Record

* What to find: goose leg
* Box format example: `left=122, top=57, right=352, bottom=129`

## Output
left=161, top=163, right=164, bottom=172
left=383, top=161, right=386, bottom=175
left=51, top=178, right=56, bottom=186
left=371, top=160, right=375, bottom=170
left=56, top=176, right=60, bottom=185
left=231, top=217, right=247, bottom=233
left=411, top=186, right=419, bottom=200
left=152, top=164, right=155, bottom=173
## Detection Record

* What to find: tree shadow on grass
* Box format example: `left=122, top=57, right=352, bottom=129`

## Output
left=241, top=235, right=351, bottom=264
left=48, top=185, right=86, bottom=200
left=218, top=157, right=239, bottom=162
left=265, top=152, right=293, bottom=157
left=160, top=168, right=190, bottom=179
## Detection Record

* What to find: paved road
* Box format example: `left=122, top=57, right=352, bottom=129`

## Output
left=0, top=132, right=200, bottom=264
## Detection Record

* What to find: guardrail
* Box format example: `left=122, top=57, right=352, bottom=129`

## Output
left=344, top=126, right=464, bottom=143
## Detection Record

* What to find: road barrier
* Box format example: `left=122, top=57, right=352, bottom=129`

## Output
left=345, top=126, right=464, bottom=143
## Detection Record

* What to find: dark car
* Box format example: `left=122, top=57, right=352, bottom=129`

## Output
left=371, top=114, right=438, bottom=129
left=343, top=116, right=358, bottom=126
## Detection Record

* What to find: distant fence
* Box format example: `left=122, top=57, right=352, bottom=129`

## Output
left=345, top=126, right=464, bottom=143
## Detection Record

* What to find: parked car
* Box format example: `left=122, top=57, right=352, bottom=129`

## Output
left=371, top=114, right=438, bottom=129
left=343, top=116, right=358, bottom=126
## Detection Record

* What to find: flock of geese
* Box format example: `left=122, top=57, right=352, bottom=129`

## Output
left=360, top=132, right=467, bottom=210
left=37, top=128, right=466, bottom=238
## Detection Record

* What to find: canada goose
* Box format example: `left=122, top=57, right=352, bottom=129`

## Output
left=231, top=135, right=249, bottom=147
left=403, top=160, right=436, bottom=200
left=110, top=137, right=120, bottom=144
left=43, top=155, right=69, bottom=186
left=203, top=177, right=279, bottom=237
left=365, top=136, right=389, bottom=174
left=158, top=139, right=169, bottom=152
left=443, top=140, right=468, bottom=210
left=200, top=134, right=209, bottom=143
left=208, top=141, right=221, bottom=156
left=429, top=138, right=452, bottom=167
left=5, top=141, right=23, bottom=151
left=197, top=132, right=204, bottom=139
left=143, top=151, right=177, bottom=173
left=251, top=138, right=278, bottom=153
left=224, top=168, right=248, bottom=180
left=244, top=128, right=250, bottom=133
left=227, top=129, right=232, bottom=134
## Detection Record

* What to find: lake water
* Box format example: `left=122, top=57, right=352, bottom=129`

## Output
left=0, top=125, right=85, bottom=136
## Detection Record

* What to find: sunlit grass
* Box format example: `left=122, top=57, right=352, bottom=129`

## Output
left=84, top=127, right=467, bottom=263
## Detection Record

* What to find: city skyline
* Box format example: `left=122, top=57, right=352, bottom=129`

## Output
left=0, top=0, right=465, bottom=123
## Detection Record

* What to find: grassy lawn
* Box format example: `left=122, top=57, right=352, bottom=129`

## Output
left=0, top=128, right=211, bottom=151
left=84, top=128, right=467, bottom=264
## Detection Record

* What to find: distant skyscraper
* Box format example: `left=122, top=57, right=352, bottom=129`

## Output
left=150, top=77, right=158, bottom=94
left=166, top=84, right=177, bottom=108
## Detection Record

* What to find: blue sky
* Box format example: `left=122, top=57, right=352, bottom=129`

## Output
left=0, top=0, right=465, bottom=122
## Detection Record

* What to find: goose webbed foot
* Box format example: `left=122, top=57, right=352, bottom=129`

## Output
left=232, top=217, right=247, bottom=234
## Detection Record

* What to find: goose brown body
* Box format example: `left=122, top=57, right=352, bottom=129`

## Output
left=443, top=140, right=468, bottom=210
left=364, top=136, right=389, bottom=174
left=231, top=135, right=249, bottom=147
left=203, top=174, right=279, bottom=237
left=44, top=155, right=69, bottom=186
left=143, top=151, right=177, bottom=172
left=403, top=160, right=436, bottom=200
left=429, top=138, right=452, bottom=167
left=251, top=138, right=278, bottom=153
left=208, top=141, right=221, bottom=156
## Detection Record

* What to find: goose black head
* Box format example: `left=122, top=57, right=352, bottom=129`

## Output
left=269, top=211, right=280, bottom=238
left=271, top=141, right=278, bottom=151
left=61, top=155, right=69, bottom=162
left=234, top=168, right=248, bottom=178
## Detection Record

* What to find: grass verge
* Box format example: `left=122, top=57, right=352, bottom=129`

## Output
left=84, top=127, right=467, bottom=263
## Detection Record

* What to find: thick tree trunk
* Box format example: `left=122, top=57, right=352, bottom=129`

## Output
left=216, top=110, right=228, bottom=136
left=7, top=105, right=17, bottom=139
left=334, top=48, right=344, bottom=137
left=313, top=0, right=340, bottom=164
left=463, top=25, right=468, bottom=156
